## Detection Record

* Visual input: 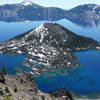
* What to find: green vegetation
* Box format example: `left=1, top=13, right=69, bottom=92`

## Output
left=5, top=87, right=10, bottom=94
left=3, top=96, right=12, bottom=100
left=13, top=86, right=17, bottom=93
left=0, top=66, right=7, bottom=75
left=32, top=62, right=41, bottom=67
left=0, top=72, right=5, bottom=84
left=0, top=66, right=7, bottom=84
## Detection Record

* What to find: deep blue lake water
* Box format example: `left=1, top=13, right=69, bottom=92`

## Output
left=0, top=19, right=100, bottom=98
left=35, top=50, right=100, bottom=97
left=0, top=54, right=27, bottom=74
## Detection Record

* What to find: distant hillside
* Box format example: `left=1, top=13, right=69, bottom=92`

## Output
left=66, top=4, right=100, bottom=27
left=0, top=2, right=100, bottom=25
left=0, top=1, right=67, bottom=21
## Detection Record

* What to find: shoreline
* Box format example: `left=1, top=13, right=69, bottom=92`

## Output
left=0, top=72, right=75, bottom=100
left=0, top=72, right=100, bottom=100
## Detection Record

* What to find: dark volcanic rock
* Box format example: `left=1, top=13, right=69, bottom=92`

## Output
left=50, top=88, right=74, bottom=100
left=0, top=23, right=99, bottom=74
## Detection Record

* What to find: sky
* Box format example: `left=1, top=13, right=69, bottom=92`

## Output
left=0, top=0, right=100, bottom=9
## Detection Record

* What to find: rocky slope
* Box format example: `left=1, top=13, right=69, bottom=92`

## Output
left=0, top=72, right=74, bottom=100
left=67, top=4, right=100, bottom=20
left=0, top=23, right=99, bottom=74
left=67, top=4, right=100, bottom=27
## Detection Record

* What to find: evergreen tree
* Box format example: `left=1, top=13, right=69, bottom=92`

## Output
left=14, top=86, right=17, bottom=93
left=5, top=87, right=10, bottom=93
left=0, top=72, right=5, bottom=84
left=1, top=66, right=7, bottom=75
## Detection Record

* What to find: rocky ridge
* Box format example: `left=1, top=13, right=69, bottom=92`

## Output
left=0, top=72, right=74, bottom=100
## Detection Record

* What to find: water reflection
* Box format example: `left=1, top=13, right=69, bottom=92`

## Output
left=1, top=18, right=100, bottom=28
left=67, top=18, right=100, bottom=28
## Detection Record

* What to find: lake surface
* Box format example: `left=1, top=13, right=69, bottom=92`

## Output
left=0, top=19, right=100, bottom=98
left=0, top=19, right=100, bottom=42
left=35, top=50, right=100, bottom=98
left=0, top=54, right=27, bottom=74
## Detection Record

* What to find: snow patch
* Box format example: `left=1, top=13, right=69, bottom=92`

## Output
left=17, top=50, right=22, bottom=54
left=21, top=1, right=33, bottom=6
left=32, top=67, right=38, bottom=71
left=67, top=62, right=71, bottom=65
left=96, top=47, right=100, bottom=49
left=30, top=71, right=35, bottom=74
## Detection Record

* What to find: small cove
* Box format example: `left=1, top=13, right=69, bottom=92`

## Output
left=0, top=54, right=30, bottom=74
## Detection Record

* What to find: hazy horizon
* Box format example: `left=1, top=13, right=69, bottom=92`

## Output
left=0, top=0, right=100, bottom=9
